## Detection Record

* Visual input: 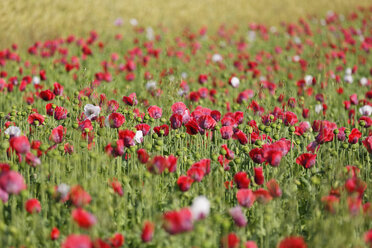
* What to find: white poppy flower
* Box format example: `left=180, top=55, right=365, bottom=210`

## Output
left=32, top=76, right=40, bottom=85
left=146, top=80, right=157, bottom=90
left=84, top=104, right=100, bottom=120
left=360, top=77, right=368, bottom=86
left=134, top=131, right=143, bottom=144
left=304, top=75, right=313, bottom=86
left=345, top=68, right=352, bottom=75
left=57, top=183, right=70, bottom=199
left=129, top=18, right=138, bottom=26
left=359, top=105, right=372, bottom=116
left=315, top=104, right=323, bottom=114
left=4, top=126, right=21, bottom=137
left=212, top=54, right=223, bottom=63
left=344, top=74, right=353, bottom=84
left=191, top=196, right=210, bottom=220
left=230, top=77, right=240, bottom=88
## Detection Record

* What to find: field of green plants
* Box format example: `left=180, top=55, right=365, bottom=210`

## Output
left=1, top=5, right=372, bottom=248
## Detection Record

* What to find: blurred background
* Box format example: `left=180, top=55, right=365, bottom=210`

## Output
left=0, top=0, right=370, bottom=48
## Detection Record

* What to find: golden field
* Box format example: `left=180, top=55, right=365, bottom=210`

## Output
left=0, top=0, right=370, bottom=48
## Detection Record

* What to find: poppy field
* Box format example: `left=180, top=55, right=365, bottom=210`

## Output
left=1, top=4, right=372, bottom=248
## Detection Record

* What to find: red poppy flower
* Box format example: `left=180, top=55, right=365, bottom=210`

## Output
left=141, top=221, right=155, bottom=243
left=187, top=167, right=205, bottom=182
left=363, top=136, right=372, bottom=154
left=9, top=136, right=30, bottom=155
left=177, top=175, right=194, bottom=192
left=122, top=93, right=138, bottom=106
left=39, top=89, right=55, bottom=101
left=283, top=111, right=298, bottom=126
left=135, top=123, right=151, bottom=136
left=110, top=178, right=123, bottom=196
left=221, top=232, right=240, bottom=248
left=153, top=124, right=169, bottom=136
left=348, top=128, right=362, bottom=144
left=266, top=179, right=282, bottom=198
left=234, top=172, right=250, bottom=189
left=254, top=167, right=264, bottom=185
left=237, top=189, right=255, bottom=208
left=163, top=208, right=193, bottom=235
left=110, top=233, right=125, bottom=248
left=296, top=153, right=317, bottom=169
left=137, top=149, right=149, bottom=163
left=72, top=208, right=96, bottom=229
left=185, top=119, right=200, bottom=135
left=69, top=185, right=91, bottom=207
left=234, top=130, right=248, bottom=145
left=50, top=227, right=60, bottom=240
left=108, top=112, right=125, bottom=128
left=25, top=198, right=41, bottom=214
left=278, top=236, right=307, bottom=248
left=249, top=148, right=265, bottom=164
left=62, top=234, right=92, bottom=248
left=28, top=113, right=45, bottom=126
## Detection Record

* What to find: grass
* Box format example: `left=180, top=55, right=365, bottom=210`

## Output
left=0, top=0, right=371, bottom=48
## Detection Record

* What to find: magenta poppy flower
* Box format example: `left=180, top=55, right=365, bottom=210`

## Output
left=54, top=106, right=68, bottom=120
left=296, top=153, right=317, bottom=169
left=50, top=125, right=66, bottom=144
left=147, top=105, right=162, bottom=119
left=118, top=129, right=136, bottom=147
left=170, top=114, right=183, bottom=129
left=229, top=206, right=247, bottom=227
left=198, top=115, right=216, bottom=130
left=220, top=126, right=233, bottom=139
left=0, top=170, right=26, bottom=195
left=10, top=135, right=30, bottom=154
left=53, top=82, right=64, bottom=96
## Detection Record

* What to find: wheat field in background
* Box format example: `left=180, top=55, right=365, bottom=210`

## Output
left=0, top=0, right=370, bottom=48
